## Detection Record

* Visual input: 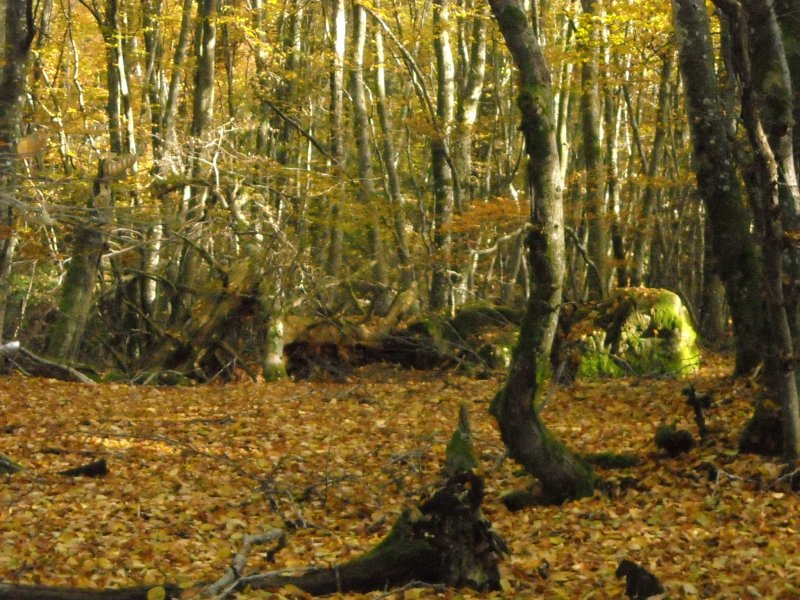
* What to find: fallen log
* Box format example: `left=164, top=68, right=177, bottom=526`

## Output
left=1, top=341, right=94, bottom=384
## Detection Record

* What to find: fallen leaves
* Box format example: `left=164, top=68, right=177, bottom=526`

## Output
left=0, top=354, right=798, bottom=597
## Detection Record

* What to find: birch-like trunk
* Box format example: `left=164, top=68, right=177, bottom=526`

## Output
left=351, top=3, right=390, bottom=314
left=429, top=0, right=456, bottom=311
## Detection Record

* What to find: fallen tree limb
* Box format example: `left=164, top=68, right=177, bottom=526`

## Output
left=2, top=412, right=505, bottom=598
left=1, top=341, right=94, bottom=384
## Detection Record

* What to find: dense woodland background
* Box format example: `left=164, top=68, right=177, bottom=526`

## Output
left=0, top=0, right=720, bottom=372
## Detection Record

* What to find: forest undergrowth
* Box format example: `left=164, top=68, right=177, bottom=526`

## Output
left=1, top=353, right=798, bottom=598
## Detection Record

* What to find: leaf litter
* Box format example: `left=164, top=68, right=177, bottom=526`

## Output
left=0, top=353, right=798, bottom=598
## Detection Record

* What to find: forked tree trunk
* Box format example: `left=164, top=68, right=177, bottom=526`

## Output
left=487, top=0, right=594, bottom=503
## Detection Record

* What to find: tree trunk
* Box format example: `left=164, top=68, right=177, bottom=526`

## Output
left=47, top=157, right=133, bottom=361
left=351, top=3, right=391, bottom=314
left=374, top=0, right=414, bottom=289
left=630, top=52, right=673, bottom=287
left=0, top=0, right=35, bottom=345
left=326, top=0, right=346, bottom=277
left=430, top=0, right=456, bottom=311
left=454, top=5, right=488, bottom=205
left=487, top=0, right=594, bottom=503
left=579, top=0, right=607, bottom=299
left=721, top=0, right=800, bottom=461
left=672, top=0, right=765, bottom=375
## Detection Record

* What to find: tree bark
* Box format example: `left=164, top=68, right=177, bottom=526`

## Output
left=454, top=4, right=488, bottom=205
left=720, top=0, right=800, bottom=460
left=630, top=52, right=673, bottom=287
left=326, top=0, right=346, bottom=277
left=579, top=0, right=607, bottom=299
left=0, top=0, right=35, bottom=345
left=430, top=0, right=456, bottom=311
left=672, top=0, right=765, bottom=375
left=487, top=0, right=594, bottom=503
left=374, top=0, right=414, bottom=289
left=351, top=3, right=391, bottom=314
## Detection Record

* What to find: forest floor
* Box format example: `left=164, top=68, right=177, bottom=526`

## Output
left=1, top=352, right=798, bottom=599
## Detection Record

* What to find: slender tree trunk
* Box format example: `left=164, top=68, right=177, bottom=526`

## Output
left=775, top=0, right=800, bottom=176
left=161, top=0, right=193, bottom=152
left=672, top=0, right=764, bottom=375
left=579, top=0, right=607, bottom=299
left=488, top=0, right=593, bottom=503
left=454, top=4, right=488, bottom=205
left=630, top=52, right=673, bottom=287
left=430, top=0, right=456, bottom=311
left=326, top=0, right=346, bottom=277
left=374, top=0, right=414, bottom=289
left=351, top=3, right=390, bottom=314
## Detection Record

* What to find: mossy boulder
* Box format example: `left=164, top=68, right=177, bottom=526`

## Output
left=555, top=288, right=700, bottom=380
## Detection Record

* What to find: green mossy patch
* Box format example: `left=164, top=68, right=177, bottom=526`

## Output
left=556, top=288, right=700, bottom=380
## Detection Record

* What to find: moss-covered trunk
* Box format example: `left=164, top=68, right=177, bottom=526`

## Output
left=488, top=0, right=594, bottom=503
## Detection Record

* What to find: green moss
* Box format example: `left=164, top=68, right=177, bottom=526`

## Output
left=575, top=330, right=623, bottom=378
left=263, top=362, right=287, bottom=382
left=565, top=288, right=699, bottom=380
left=348, top=509, right=436, bottom=570
left=445, top=428, right=478, bottom=476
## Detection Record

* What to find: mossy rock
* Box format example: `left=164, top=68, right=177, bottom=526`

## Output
left=450, top=303, right=521, bottom=339
left=556, top=288, right=700, bottom=380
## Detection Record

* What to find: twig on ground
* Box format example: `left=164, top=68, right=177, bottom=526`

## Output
left=202, top=529, right=286, bottom=599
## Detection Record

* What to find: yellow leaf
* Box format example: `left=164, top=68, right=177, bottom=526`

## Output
left=16, top=129, right=48, bottom=157
left=146, top=586, right=166, bottom=600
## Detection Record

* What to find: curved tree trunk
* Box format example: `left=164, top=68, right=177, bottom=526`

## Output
left=487, top=0, right=594, bottom=504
